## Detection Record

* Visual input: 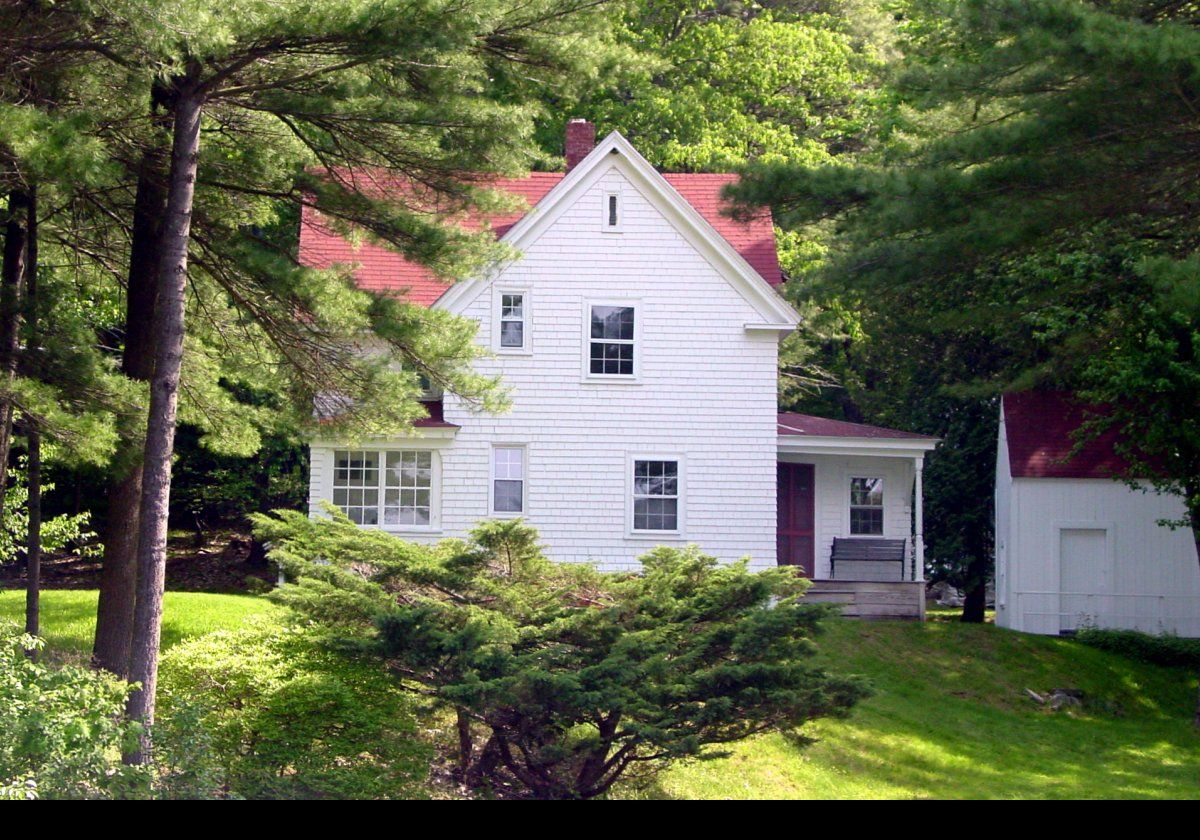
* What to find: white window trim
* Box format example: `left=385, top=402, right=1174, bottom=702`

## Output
left=489, top=443, right=528, bottom=518
left=581, top=299, right=642, bottom=383
left=324, top=446, right=442, bottom=534
left=625, top=453, right=685, bottom=539
left=847, top=475, right=885, bottom=537
left=492, top=286, right=532, bottom=355
left=602, top=190, right=623, bottom=233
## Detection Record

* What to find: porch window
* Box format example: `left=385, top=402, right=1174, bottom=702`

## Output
left=849, top=477, right=884, bottom=535
left=588, top=304, right=636, bottom=377
left=333, top=449, right=434, bottom=528
left=633, top=459, right=678, bottom=532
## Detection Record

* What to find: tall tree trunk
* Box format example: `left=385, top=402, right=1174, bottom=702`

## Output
left=960, top=553, right=988, bottom=623
left=24, top=428, right=41, bottom=643
left=124, top=89, right=202, bottom=765
left=455, top=707, right=474, bottom=779
left=22, top=185, right=39, bottom=647
left=92, top=88, right=169, bottom=676
left=0, top=189, right=28, bottom=516
left=1190, top=499, right=1199, bottom=729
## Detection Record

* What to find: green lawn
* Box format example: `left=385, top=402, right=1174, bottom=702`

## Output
left=640, top=619, right=1200, bottom=799
left=5, top=590, right=1197, bottom=798
left=0, top=589, right=280, bottom=661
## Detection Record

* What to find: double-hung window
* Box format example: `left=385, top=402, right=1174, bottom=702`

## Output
left=632, top=459, right=679, bottom=532
left=588, top=304, right=636, bottom=377
left=332, top=449, right=435, bottom=528
left=491, top=446, right=526, bottom=515
left=849, top=477, right=884, bottom=535
left=499, top=293, right=525, bottom=350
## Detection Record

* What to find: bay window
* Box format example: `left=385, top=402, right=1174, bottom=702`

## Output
left=332, top=449, right=435, bottom=529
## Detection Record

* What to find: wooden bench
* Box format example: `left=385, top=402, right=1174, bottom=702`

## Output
left=830, top=538, right=908, bottom=581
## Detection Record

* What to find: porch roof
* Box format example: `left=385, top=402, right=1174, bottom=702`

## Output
left=777, top=412, right=938, bottom=459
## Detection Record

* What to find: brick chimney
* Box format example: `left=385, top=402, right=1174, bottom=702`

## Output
left=564, top=118, right=596, bottom=172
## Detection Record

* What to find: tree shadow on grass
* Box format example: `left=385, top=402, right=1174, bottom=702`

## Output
left=638, top=620, right=1200, bottom=799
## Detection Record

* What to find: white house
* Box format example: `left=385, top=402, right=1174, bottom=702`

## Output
left=994, top=391, right=1200, bottom=636
left=300, top=121, right=937, bottom=617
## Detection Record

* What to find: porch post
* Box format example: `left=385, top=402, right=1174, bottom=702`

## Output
left=913, top=456, right=925, bottom=582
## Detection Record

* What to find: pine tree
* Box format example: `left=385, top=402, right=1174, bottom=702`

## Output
left=42, top=0, right=617, bottom=762
left=731, top=0, right=1200, bottom=627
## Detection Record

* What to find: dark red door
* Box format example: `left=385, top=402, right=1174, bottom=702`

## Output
left=777, top=462, right=815, bottom=575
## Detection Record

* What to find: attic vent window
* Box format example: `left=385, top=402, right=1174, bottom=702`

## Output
left=603, top=192, right=621, bottom=231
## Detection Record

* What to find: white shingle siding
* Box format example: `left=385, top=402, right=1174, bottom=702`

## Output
left=310, top=164, right=780, bottom=570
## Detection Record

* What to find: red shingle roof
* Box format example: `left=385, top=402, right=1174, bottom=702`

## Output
left=777, top=412, right=936, bottom=440
left=298, top=172, right=781, bottom=306
left=1003, top=391, right=1135, bottom=479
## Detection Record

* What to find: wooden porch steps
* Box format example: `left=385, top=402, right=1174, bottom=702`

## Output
left=806, top=580, right=926, bottom=621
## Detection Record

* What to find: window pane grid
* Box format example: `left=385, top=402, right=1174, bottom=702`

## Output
left=849, top=477, right=883, bottom=536
left=492, top=447, right=524, bottom=513
left=334, top=450, right=432, bottom=527
left=500, top=293, right=525, bottom=348
left=633, top=460, right=678, bottom=531
left=588, top=305, right=635, bottom=376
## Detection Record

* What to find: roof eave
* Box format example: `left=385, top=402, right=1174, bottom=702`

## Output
left=778, top=434, right=939, bottom=459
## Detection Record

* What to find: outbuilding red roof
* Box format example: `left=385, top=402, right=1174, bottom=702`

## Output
left=298, top=172, right=781, bottom=306
left=1003, top=391, right=1136, bottom=479
left=777, top=412, right=936, bottom=440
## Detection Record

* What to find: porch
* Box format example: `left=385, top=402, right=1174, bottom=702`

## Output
left=776, top=413, right=939, bottom=620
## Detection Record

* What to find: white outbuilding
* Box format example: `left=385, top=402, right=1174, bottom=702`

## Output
left=994, top=391, right=1200, bottom=637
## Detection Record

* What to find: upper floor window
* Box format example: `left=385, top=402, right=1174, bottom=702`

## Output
left=494, top=289, right=530, bottom=353
left=632, top=458, right=680, bottom=532
left=588, top=304, right=636, bottom=377
left=333, top=449, right=435, bottom=529
left=500, top=293, right=525, bottom=349
left=850, top=477, right=883, bottom=535
left=491, top=445, right=526, bottom=515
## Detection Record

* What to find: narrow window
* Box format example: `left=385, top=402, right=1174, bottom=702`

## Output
left=850, top=477, right=884, bottom=535
left=500, top=293, right=525, bottom=349
left=589, top=305, right=635, bottom=376
left=633, top=459, right=678, bottom=531
left=492, top=446, right=525, bottom=514
left=607, top=193, right=619, bottom=227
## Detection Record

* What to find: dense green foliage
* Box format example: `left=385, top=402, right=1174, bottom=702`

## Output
left=1077, top=627, right=1200, bottom=670
left=727, top=0, right=1200, bottom=604
left=0, top=622, right=146, bottom=799
left=539, top=1, right=891, bottom=171
left=158, top=622, right=432, bottom=799
left=0, top=461, right=97, bottom=565
left=255, top=512, right=866, bottom=799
